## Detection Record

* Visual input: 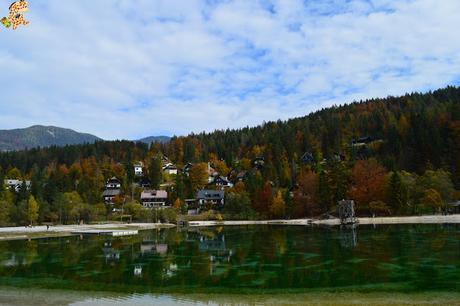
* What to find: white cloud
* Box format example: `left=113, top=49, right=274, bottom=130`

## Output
left=0, top=0, right=460, bottom=139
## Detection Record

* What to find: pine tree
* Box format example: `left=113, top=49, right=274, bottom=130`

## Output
left=387, top=171, right=403, bottom=214
left=149, top=155, right=163, bottom=189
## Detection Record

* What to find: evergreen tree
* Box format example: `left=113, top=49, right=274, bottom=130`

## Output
left=318, top=170, right=331, bottom=213
left=149, top=155, right=163, bottom=189
left=387, top=171, right=403, bottom=214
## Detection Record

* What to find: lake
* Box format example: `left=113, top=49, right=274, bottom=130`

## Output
left=0, top=224, right=458, bottom=305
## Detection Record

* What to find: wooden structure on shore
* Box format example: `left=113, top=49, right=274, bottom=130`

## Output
left=72, top=229, right=138, bottom=237
left=337, top=200, right=358, bottom=225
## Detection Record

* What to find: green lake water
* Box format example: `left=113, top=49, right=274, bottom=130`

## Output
left=0, top=224, right=458, bottom=305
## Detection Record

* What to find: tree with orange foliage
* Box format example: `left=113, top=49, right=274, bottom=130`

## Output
left=348, top=158, right=387, bottom=214
left=253, top=182, right=273, bottom=218
left=294, top=170, right=320, bottom=218
left=270, top=190, right=285, bottom=219
left=189, top=163, right=208, bottom=191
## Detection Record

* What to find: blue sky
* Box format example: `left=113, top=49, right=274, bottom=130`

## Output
left=1, top=0, right=460, bottom=140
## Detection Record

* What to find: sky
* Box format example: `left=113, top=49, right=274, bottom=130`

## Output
left=1, top=0, right=460, bottom=140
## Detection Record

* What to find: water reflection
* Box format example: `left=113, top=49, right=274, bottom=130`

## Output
left=198, top=231, right=233, bottom=276
left=103, top=241, right=121, bottom=263
left=0, top=224, right=457, bottom=294
left=339, top=224, right=358, bottom=248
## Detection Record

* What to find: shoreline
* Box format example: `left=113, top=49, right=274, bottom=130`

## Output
left=0, top=223, right=174, bottom=241
left=0, top=215, right=458, bottom=240
left=187, top=214, right=460, bottom=227
left=0, top=286, right=459, bottom=306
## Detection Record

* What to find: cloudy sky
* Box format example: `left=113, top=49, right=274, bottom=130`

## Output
left=1, top=0, right=460, bottom=140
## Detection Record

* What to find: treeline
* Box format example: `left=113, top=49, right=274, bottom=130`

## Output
left=0, top=86, right=459, bottom=224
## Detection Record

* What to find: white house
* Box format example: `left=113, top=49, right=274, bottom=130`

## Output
left=163, top=163, right=178, bottom=175
left=134, top=163, right=144, bottom=177
left=4, top=179, right=31, bottom=192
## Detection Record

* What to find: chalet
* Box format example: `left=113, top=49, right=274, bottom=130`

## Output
left=102, top=189, right=121, bottom=204
left=106, top=177, right=121, bottom=189
left=4, top=179, right=31, bottom=192
left=300, top=152, right=315, bottom=164
left=163, top=163, right=178, bottom=175
left=209, top=176, right=233, bottom=189
left=207, top=163, right=218, bottom=183
left=197, top=189, right=224, bottom=208
left=183, top=163, right=193, bottom=176
left=134, top=162, right=144, bottom=177
left=141, top=190, right=168, bottom=208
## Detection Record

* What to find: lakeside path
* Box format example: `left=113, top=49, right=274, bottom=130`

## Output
left=0, top=223, right=175, bottom=241
left=188, top=214, right=460, bottom=227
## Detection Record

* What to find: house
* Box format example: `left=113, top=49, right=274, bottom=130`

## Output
left=102, top=189, right=121, bottom=204
left=163, top=163, right=178, bottom=175
left=207, top=162, right=219, bottom=183
left=134, top=162, right=144, bottom=177
left=141, top=190, right=168, bottom=208
left=300, top=152, right=315, bottom=164
left=183, top=163, right=193, bottom=176
left=4, top=179, right=31, bottom=192
left=106, top=177, right=121, bottom=189
left=209, top=176, right=233, bottom=189
left=197, top=189, right=225, bottom=208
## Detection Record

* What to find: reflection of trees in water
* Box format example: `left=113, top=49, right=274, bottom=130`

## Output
left=0, top=225, right=458, bottom=292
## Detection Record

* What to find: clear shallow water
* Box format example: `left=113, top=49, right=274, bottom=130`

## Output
left=0, top=224, right=457, bottom=297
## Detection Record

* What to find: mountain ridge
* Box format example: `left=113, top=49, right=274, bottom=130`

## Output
left=0, top=125, right=171, bottom=151
left=0, top=125, right=101, bottom=151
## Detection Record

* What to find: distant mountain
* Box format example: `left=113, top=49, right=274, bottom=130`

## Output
left=137, top=136, right=171, bottom=144
left=0, top=125, right=101, bottom=151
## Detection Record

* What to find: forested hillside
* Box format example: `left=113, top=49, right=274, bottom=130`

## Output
left=0, top=86, right=459, bottom=225
left=0, top=125, right=101, bottom=151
